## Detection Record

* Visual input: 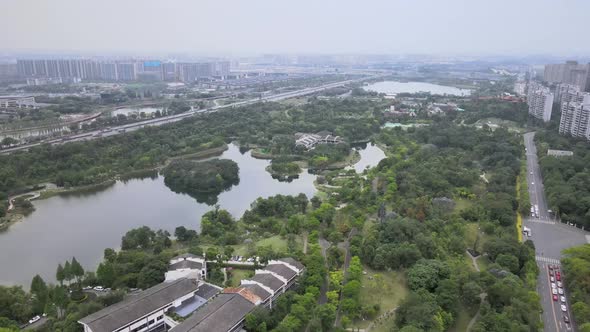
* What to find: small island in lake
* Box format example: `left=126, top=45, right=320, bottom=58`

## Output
left=266, top=161, right=302, bottom=181
left=162, top=159, right=239, bottom=204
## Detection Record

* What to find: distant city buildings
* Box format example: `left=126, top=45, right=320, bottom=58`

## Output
left=15, top=58, right=230, bottom=84
left=527, top=82, right=554, bottom=122
left=544, top=61, right=590, bottom=92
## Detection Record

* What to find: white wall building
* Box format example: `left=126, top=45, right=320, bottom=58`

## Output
left=559, top=101, right=590, bottom=139
left=527, top=82, right=554, bottom=122
left=78, top=278, right=200, bottom=332
left=165, top=254, right=207, bottom=281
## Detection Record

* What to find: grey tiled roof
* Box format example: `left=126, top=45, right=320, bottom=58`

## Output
left=171, top=293, right=255, bottom=332
left=265, top=264, right=297, bottom=280
left=169, top=260, right=203, bottom=271
left=195, top=283, right=221, bottom=300
left=251, top=273, right=284, bottom=292
left=279, top=257, right=305, bottom=271
left=241, top=283, right=271, bottom=301
left=79, top=278, right=199, bottom=332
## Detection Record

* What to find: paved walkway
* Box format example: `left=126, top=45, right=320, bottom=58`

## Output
left=465, top=250, right=486, bottom=331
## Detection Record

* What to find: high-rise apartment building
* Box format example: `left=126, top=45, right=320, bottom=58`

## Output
left=116, top=63, right=137, bottom=81
left=544, top=61, right=590, bottom=92
left=16, top=58, right=229, bottom=83
left=559, top=102, right=590, bottom=139
left=527, top=82, right=554, bottom=122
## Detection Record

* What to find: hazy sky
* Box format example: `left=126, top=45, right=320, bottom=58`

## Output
left=2, top=0, right=589, bottom=56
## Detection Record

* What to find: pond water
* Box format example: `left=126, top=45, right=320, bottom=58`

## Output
left=348, top=142, right=386, bottom=173
left=364, top=81, right=471, bottom=96
left=0, top=143, right=385, bottom=287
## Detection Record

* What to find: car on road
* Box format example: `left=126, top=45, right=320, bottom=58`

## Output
left=556, top=274, right=562, bottom=281
left=561, top=296, right=567, bottom=303
left=531, top=182, right=534, bottom=185
left=550, top=276, right=555, bottom=282
left=549, top=265, right=554, bottom=270
left=552, top=288, right=558, bottom=295
left=558, top=288, right=564, bottom=295
left=553, top=294, right=558, bottom=301
left=557, top=281, right=563, bottom=287
left=564, top=315, right=570, bottom=323
left=561, top=304, right=567, bottom=312
left=551, top=282, right=557, bottom=288
left=29, top=315, right=41, bottom=324
left=549, top=269, right=554, bottom=276
left=94, top=286, right=104, bottom=291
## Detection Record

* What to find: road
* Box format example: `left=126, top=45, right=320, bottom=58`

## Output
left=523, top=132, right=589, bottom=332
left=0, top=75, right=382, bottom=155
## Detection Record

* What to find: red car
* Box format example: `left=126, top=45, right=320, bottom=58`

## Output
left=553, top=295, right=559, bottom=301
left=556, top=273, right=562, bottom=281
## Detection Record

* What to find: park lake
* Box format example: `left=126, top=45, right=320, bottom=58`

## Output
left=364, top=81, right=472, bottom=96
left=0, top=142, right=385, bottom=287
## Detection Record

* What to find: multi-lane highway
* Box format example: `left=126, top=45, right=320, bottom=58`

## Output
left=523, top=132, right=589, bottom=332
left=0, top=75, right=381, bottom=155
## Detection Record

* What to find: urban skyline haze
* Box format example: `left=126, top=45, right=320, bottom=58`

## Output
left=2, top=0, right=590, bottom=57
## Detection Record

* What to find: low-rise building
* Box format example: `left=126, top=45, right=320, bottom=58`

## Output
left=80, top=258, right=303, bottom=332
left=165, top=254, right=207, bottom=281
left=171, top=258, right=304, bottom=332
left=295, top=132, right=343, bottom=150
left=547, top=149, right=574, bottom=157
left=78, top=278, right=209, bottom=332
left=0, top=95, right=36, bottom=108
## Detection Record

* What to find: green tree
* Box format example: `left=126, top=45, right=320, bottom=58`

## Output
left=63, top=260, right=72, bottom=285
left=495, top=253, right=520, bottom=274
left=96, top=262, right=116, bottom=288
left=70, top=257, right=85, bottom=284
left=56, top=264, right=65, bottom=286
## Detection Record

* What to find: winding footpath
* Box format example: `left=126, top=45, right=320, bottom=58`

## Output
left=466, top=250, right=486, bottom=332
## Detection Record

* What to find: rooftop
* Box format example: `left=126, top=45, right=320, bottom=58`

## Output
left=240, top=283, right=271, bottom=301
left=169, top=260, right=203, bottom=271
left=171, top=293, right=255, bottom=332
left=250, top=273, right=284, bottom=292
left=195, top=283, right=221, bottom=300
left=264, top=264, right=297, bottom=280
left=278, top=257, right=305, bottom=271
left=79, top=278, right=199, bottom=332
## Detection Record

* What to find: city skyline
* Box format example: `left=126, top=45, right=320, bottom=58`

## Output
left=2, top=0, right=590, bottom=56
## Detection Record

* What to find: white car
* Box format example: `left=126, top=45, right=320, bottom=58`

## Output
left=550, top=277, right=555, bottom=282
left=558, top=288, right=564, bottom=295
left=557, top=281, right=563, bottom=287
left=28, top=315, right=41, bottom=324
left=94, top=286, right=104, bottom=291
left=531, top=182, right=535, bottom=185
left=552, top=288, right=558, bottom=295
left=551, top=283, right=557, bottom=289
left=561, top=296, right=566, bottom=303
left=561, top=304, right=567, bottom=312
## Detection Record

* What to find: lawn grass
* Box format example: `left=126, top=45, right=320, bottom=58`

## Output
left=228, top=268, right=254, bottom=287
left=453, top=198, right=473, bottom=213
left=352, top=266, right=408, bottom=329
left=476, top=255, right=492, bottom=272
left=231, top=235, right=301, bottom=256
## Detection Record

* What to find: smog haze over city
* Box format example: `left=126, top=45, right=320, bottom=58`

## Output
left=2, top=0, right=590, bottom=56
left=2, top=1, right=590, bottom=332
